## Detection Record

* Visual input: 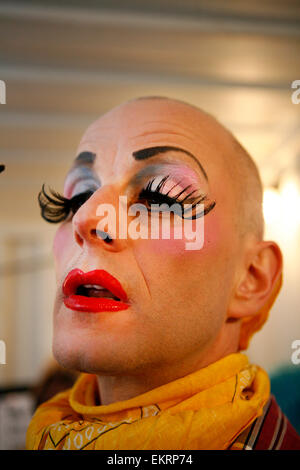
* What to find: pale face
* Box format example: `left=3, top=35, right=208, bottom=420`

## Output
left=52, top=99, right=243, bottom=376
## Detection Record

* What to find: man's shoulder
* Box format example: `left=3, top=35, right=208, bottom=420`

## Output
left=229, top=395, right=300, bottom=450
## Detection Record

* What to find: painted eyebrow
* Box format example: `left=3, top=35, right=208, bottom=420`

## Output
left=66, top=151, right=98, bottom=183
left=73, top=151, right=96, bottom=166
left=132, top=146, right=208, bottom=181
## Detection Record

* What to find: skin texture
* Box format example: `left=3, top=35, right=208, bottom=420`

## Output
left=52, top=97, right=282, bottom=405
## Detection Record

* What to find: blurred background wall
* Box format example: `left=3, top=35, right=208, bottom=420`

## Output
left=0, top=1, right=299, bottom=392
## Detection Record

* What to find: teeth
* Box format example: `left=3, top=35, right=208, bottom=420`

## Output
left=76, top=284, right=120, bottom=300
left=83, top=284, right=105, bottom=290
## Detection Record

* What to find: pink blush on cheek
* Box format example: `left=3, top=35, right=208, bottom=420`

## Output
left=143, top=220, right=204, bottom=257
left=144, top=213, right=221, bottom=257
left=146, top=236, right=187, bottom=256
left=53, top=224, right=74, bottom=264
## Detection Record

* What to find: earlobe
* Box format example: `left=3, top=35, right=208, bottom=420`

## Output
left=228, top=240, right=283, bottom=320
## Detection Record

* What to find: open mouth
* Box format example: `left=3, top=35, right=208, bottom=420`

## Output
left=75, top=284, right=121, bottom=301
left=62, top=268, right=129, bottom=313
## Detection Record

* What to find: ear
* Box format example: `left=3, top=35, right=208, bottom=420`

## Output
left=227, top=240, right=283, bottom=320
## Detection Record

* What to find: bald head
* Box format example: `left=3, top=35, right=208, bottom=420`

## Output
left=54, top=96, right=279, bottom=383
left=224, top=131, right=264, bottom=240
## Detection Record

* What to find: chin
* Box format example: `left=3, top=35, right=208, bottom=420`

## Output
left=52, top=331, right=142, bottom=376
left=53, top=344, right=106, bottom=375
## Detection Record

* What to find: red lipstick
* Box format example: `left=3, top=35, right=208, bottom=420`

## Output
left=62, top=268, right=129, bottom=313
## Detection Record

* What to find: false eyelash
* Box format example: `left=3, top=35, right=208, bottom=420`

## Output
left=138, top=175, right=216, bottom=219
left=38, top=184, right=94, bottom=223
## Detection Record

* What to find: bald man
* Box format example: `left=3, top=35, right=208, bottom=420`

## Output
left=27, top=97, right=300, bottom=450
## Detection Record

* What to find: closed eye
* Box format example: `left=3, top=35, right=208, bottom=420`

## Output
left=137, top=175, right=215, bottom=219
left=38, top=185, right=95, bottom=223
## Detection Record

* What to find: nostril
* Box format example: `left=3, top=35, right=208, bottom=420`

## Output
left=94, top=229, right=113, bottom=244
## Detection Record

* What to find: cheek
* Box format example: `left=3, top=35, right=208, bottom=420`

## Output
left=131, top=213, right=232, bottom=331
left=53, top=224, right=75, bottom=270
left=146, top=236, right=187, bottom=256
left=144, top=213, right=222, bottom=258
left=202, top=213, right=222, bottom=252
left=132, top=214, right=225, bottom=298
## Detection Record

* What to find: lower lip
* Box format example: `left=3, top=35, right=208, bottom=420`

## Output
left=63, top=295, right=130, bottom=313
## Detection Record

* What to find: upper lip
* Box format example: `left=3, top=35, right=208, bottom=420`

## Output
left=62, top=268, right=128, bottom=302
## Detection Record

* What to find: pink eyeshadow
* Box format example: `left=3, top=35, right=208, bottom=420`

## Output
left=162, top=164, right=206, bottom=194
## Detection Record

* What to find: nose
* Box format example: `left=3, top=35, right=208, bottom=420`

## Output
left=72, top=188, right=127, bottom=253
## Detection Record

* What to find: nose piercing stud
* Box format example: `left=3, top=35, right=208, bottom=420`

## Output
left=96, top=229, right=113, bottom=244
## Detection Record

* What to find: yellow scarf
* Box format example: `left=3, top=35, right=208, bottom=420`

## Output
left=26, top=353, right=270, bottom=450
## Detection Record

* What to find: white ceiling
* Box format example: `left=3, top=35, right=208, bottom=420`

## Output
left=0, top=0, right=299, bottom=223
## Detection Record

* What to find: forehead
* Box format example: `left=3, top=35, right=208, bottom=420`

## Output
left=80, top=100, right=223, bottom=152
left=77, top=100, right=234, bottom=188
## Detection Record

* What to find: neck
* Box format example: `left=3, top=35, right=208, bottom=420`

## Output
left=96, top=324, right=240, bottom=405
